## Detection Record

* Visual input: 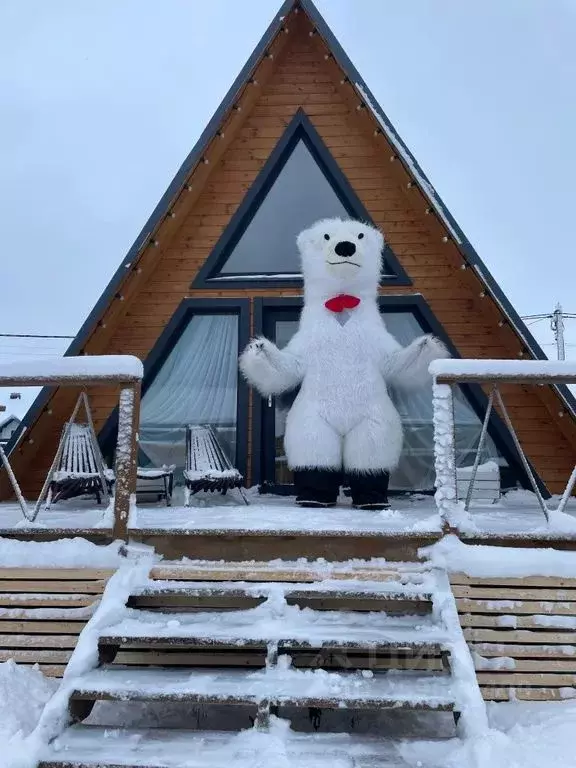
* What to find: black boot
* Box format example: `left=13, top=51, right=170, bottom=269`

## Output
left=294, top=468, right=341, bottom=508
left=348, top=471, right=390, bottom=510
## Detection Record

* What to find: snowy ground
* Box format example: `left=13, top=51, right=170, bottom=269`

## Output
left=2, top=661, right=576, bottom=768
left=0, top=661, right=57, bottom=768
left=1, top=487, right=575, bottom=539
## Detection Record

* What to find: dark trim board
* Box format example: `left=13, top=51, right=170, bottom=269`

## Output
left=251, top=294, right=545, bottom=496
left=127, top=530, right=440, bottom=562
left=99, top=299, right=251, bottom=480
left=192, top=109, right=411, bottom=289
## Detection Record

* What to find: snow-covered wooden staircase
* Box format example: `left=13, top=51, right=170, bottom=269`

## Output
left=39, top=559, right=471, bottom=768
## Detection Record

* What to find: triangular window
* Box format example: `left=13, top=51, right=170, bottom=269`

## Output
left=192, top=110, right=410, bottom=288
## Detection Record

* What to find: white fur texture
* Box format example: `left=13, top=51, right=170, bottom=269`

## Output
left=240, top=217, right=449, bottom=472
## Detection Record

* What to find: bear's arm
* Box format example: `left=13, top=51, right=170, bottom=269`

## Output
left=378, top=331, right=449, bottom=390
left=239, top=334, right=305, bottom=397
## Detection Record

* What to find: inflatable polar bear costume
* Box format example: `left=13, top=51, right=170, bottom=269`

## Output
left=240, top=218, right=449, bottom=509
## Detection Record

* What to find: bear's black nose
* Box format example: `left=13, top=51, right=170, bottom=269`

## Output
left=334, top=240, right=356, bottom=258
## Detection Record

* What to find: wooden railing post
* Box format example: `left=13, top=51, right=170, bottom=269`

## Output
left=432, top=380, right=459, bottom=531
left=113, top=382, right=141, bottom=541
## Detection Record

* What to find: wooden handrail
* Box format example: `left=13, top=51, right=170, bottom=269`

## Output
left=430, top=358, right=576, bottom=386
left=436, top=373, right=576, bottom=384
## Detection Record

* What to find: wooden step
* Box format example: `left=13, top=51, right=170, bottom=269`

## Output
left=129, top=581, right=433, bottom=614
left=39, top=724, right=428, bottom=767
left=69, top=666, right=454, bottom=713
left=99, top=635, right=445, bottom=653
left=99, top=635, right=447, bottom=674
left=149, top=561, right=430, bottom=584
left=99, top=609, right=446, bottom=651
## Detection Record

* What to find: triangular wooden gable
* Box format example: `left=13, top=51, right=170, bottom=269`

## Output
left=4, top=0, right=576, bottom=498
left=191, top=109, right=410, bottom=287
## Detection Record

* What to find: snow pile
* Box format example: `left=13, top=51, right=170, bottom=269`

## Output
left=0, top=661, right=57, bottom=768
left=422, top=534, right=576, bottom=577
left=32, top=558, right=154, bottom=752
left=0, top=355, right=143, bottom=382
left=0, top=537, right=124, bottom=567
left=401, top=700, right=576, bottom=768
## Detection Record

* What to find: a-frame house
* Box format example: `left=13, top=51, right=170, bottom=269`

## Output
left=4, top=0, right=576, bottom=501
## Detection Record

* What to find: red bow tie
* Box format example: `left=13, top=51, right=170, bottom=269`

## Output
left=325, top=294, right=361, bottom=313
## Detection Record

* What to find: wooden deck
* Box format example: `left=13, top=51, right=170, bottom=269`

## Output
left=0, top=491, right=575, bottom=559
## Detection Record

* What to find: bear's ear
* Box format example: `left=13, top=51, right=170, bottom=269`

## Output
left=365, top=223, right=385, bottom=251
left=296, top=226, right=314, bottom=254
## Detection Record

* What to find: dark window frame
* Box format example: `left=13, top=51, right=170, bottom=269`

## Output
left=252, top=294, right=545, bottom=496
left=191, top=108, right=411, bottom=289
left=99, top=298, right=250, bottom=480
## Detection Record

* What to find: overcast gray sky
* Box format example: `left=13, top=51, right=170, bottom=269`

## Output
left=1, top=0, right=575, bottom=418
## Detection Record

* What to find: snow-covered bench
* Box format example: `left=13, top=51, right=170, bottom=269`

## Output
left=136, top=466, right=175, bottom=506
left=47, top=422, right=113, bottom=507
left=456, top=461, right=500, bottom=504
left=183, top=425, right=246, bottom=505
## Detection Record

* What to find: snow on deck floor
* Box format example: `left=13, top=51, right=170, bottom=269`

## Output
left=132, top=489, right=576, bottom=538
left=0, top=497, right=111, bottom=531
left=0, top=489, right=574, bottom=538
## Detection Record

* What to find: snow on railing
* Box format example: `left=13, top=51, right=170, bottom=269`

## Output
left=430, top=358, right=576, bottom=382
left=0, top=355, right=142, bottom=539
left=430, top=359, right=576, bottom=528
left=0, top=355, right=143, bottom=385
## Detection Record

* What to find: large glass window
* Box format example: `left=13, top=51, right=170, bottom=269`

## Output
left=269, top=309, right=506, bottom=492
left=139, top=314, right=239, bottom=473
left=217, top=139, right=350, bottom=278
left=384, top=312, right=505, bottom=491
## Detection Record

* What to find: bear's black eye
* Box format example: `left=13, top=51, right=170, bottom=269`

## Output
left=324, top=234, right=330, bottom=240
left=358, top=232, right=364, bottom=240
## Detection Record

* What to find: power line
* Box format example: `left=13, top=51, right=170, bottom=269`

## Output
left=0, top=333, right=74, bottom=339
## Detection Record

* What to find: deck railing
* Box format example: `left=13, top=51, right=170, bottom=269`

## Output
left=0, top=356, right=143, bottom=540
left=430, top=359, right=576, bottom=528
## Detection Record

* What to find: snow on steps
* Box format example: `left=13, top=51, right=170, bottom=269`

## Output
left=69, top=665, right=455, bottom=710
left=98, top=606, right=448, bottom=649
left=129, top=579, right=434, bottom=614
left=38, top=557, right=475, bottom=768
left=39, top=722, right=421, bottom=768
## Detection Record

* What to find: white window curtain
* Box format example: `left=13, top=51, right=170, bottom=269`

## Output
left=139, top=314, right=238, bottom=471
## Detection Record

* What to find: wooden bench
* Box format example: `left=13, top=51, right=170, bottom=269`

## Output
left=456, top=461, right=501, bottom=504
left=136, top=466, right=175, bottom=506
left=452, top=571, right=576, bottom=700
left=183, top=425, right=246, bottom=505
left=47, top=423, right=113, bottom=507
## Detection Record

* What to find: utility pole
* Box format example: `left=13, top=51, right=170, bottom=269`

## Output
left=522, top=305, right=576, bottom=361
left=551, top=303, right=566, bottom=361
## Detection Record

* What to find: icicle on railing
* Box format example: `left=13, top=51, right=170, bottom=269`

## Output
left=432, top=381, right=464, bottom=530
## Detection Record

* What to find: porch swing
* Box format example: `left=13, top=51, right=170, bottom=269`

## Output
left=0, top=391, right=113, bottom=523
left=42, top=391, right=114, bottom=509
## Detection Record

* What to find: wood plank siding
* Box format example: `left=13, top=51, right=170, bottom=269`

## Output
left=2, top=10, right=575, bottom=498
left=451, top=571, right=576, bottom=701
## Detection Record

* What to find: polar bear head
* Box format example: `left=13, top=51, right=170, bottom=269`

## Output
left=296, top=218, right=384, bottom=300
